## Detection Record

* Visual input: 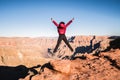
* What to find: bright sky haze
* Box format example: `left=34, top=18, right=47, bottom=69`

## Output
left=0, top=0, right=120, bottom=37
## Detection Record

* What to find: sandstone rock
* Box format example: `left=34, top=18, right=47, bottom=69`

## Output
left=0, top=36, right=120, bottom=80
left=50, top=60, right=71, bottom=74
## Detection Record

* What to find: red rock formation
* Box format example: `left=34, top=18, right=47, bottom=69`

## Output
left=31, top=50, right=120, bottom=80
left=0, top=36, right=120, bottom=80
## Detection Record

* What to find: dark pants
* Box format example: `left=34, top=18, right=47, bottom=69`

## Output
left=53, top=34, right=73, bottom=53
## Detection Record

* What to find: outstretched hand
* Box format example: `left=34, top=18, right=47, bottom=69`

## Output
left=51, top=18, right=53, bottom=21
left=72, top=18, right=74, bottom=21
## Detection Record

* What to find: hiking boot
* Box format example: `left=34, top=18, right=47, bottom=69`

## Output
left=48, top=48, right=54, bottom=57
left=71, top=48, right=74, bottom=52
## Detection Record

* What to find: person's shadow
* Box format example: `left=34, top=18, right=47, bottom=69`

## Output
left=71, top=36, right=101, bottom=59
left=0, top=65, right=41, bottom=80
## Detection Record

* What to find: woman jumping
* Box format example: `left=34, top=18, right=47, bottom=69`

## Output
left=51, top=18, right=74, bottom=54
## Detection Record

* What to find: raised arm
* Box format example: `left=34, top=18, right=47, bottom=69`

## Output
left=66, top=18, right=74, bottom=27
left=51, top=18, right=59, bottom=27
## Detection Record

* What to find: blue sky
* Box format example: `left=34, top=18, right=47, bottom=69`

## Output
left=0, top=0, right=120, bottom=37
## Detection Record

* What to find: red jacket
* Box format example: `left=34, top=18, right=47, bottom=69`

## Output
left=52, top=20, right=73, bottom=34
